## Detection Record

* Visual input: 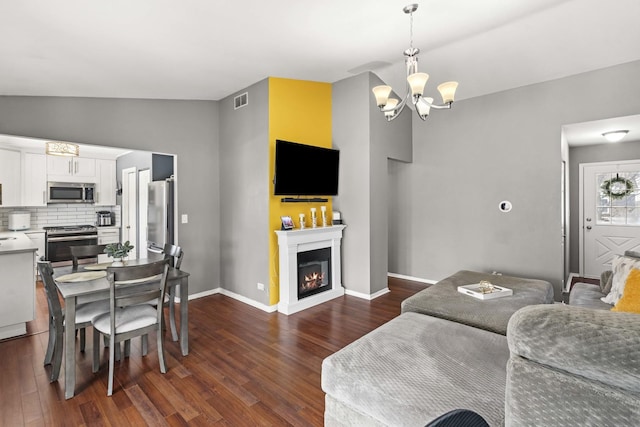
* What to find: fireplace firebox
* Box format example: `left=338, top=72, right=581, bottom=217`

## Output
left=298, top=248, right=332, bottom=299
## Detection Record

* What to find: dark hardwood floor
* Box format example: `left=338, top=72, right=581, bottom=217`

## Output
left=0, top=277, right=428, bottom=426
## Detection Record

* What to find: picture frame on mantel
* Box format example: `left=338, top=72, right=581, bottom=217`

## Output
left=281, top=216, right=294, bottom=230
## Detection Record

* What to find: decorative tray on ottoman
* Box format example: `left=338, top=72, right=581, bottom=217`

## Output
left=457, top=282, right=513, bottom=300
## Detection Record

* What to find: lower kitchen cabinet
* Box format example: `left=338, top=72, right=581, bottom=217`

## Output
left=97, top=227, right=120, bottom=263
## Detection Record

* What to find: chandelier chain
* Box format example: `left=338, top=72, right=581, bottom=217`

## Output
left=409, top=9, right=414, bottom=50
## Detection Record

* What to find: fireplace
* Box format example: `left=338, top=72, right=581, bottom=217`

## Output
left=275, top=225, right=346, bottom=315
left=298, top=248, right=332, bottom=299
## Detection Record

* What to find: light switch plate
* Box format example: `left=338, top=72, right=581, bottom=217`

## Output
left=181, top=214, right=188, bottom=224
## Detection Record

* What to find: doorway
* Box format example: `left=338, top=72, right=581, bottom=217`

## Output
left=579, top=161, right=640, bottom=277
left=122, top=167, right=138, bottom=260
left=138, top=169, right=150, bottom=258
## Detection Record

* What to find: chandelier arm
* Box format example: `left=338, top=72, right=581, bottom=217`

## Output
left=384, top=91, right=412, bottom=121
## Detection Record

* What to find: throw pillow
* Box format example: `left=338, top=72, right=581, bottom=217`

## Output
left=601, top=255, right=640, bottom=305
left=612, top=268, right=640, bottom=313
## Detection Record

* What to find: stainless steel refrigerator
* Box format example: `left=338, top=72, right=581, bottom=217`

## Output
left=147, top=178, right=175, bottom=255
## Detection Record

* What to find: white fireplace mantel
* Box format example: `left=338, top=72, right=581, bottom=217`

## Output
left=274, top=225, right=346, bottom=315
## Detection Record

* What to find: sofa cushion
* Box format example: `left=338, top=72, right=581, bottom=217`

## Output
left=612, top=268, right=640, bottom=314
left=322, top=312, right=509, bottom=427
left=569, top=282, right=611, bottom=310
left=602, top=255, right=640, bottom=305
left=507, top=304, right=640, bottom=394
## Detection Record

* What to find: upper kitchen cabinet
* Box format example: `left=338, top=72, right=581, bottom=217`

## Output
left=47, top=156, right=96, bottom=183
left=95, top=159, right=117, bottom=206
left=22, top=153, right=47, bottom=206
left=0, top=148, right=22, bottom=206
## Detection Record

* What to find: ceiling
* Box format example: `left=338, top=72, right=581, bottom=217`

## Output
left=1, top=0, right=639, bottom=145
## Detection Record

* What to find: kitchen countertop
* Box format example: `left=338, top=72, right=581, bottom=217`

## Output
left=0, top=231, right=38, bottom=254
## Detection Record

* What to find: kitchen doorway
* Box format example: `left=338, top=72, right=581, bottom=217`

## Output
left=122, top=167, right=138, bottom=260
left=138, top=169, right=150, bottom=259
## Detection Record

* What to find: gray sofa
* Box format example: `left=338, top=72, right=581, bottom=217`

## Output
left=322, top=270, right=640, bottom=426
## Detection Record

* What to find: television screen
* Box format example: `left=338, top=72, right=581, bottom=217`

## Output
left=274, top=140, right=339, bottom=196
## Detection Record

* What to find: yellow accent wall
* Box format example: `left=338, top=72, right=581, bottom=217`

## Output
left=268, top=77, right=332, bottom=305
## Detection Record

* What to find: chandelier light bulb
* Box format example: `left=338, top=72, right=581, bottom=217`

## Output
left=437, top=81, right=459, bottom=104
left=407, top=72, right=429, bottom=97
left=372, top=85, right=392, bottom=107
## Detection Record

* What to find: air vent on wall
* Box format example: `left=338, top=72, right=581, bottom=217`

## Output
left=234, top=92, right=248, bottom=110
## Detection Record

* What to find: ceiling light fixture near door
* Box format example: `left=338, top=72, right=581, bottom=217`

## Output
left=371, top=3, right=459, bottom=122
left=602, top=130, right=629, bottom=143
left=45, top=141, right=79, bottom=156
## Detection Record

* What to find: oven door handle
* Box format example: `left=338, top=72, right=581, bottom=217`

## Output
left=47, top=235, right=98, bottom=242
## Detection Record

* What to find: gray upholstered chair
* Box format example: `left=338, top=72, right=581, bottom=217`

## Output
left=163, top=243, right=183, bottom=341
left=38, top=260, right=110, bottom=382
left=91, top=258, right=170, bottom=396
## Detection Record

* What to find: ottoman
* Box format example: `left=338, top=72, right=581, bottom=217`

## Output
left=321, top=312, right=509, bottom=426
left=401, top=270, right=554, bottom=335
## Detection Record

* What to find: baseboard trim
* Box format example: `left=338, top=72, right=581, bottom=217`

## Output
left=176, top=287, right=278, bottom=313
left=345, top=287, right=390, bottom=301
left=387, top=272, right=437, bottom=285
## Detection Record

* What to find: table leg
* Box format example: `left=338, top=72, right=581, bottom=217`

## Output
left=64, top=298, right=77, bottom=399
left=179, top=278, right=189, bottom=356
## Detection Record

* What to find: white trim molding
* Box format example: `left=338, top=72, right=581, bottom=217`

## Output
left=388, top=272, right=437, bottom=285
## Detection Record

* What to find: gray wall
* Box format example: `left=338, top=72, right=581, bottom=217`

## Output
left=568, top=139, right=640, bottom=272
left=0, top=96, right=221, bottom=296
left=332, top=72, right=411, bottom=295
left=388, top=60, right=640, bottom=299
left=218, top=79, right=270, bottom=304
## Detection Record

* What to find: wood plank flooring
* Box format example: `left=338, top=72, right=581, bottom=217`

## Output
left=0, top=278, right=427, bottom=426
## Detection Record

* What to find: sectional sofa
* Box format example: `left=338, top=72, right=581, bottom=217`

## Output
left=322, top=268, right=640, bottom=426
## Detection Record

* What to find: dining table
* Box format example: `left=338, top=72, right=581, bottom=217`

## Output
left=53, top=257, right=190, bottom=399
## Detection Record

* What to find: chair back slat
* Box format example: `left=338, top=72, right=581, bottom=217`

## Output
left=37, top=261, right=63, bottom=322
left=70, top=244, right=107, bottom=270
left=163, top=243, right=183, bottom=269
left=106, top=259, right=170, bottom=310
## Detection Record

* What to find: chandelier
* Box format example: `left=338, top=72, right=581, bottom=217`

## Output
left=45, top=141, right=79, bottom=156
left=372, top=4, right=459, bottom=121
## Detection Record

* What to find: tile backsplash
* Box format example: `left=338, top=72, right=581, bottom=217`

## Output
left=0, top=205, right=121, bottom=230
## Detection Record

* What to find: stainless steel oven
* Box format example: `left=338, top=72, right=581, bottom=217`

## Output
left=44, top=225, right=98, bottom=263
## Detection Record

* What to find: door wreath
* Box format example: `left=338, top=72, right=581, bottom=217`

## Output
left=601, top=174, right=635, bottom=200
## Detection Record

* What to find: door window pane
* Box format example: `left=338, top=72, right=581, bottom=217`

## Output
left=597, top=171, right=640, bottom=226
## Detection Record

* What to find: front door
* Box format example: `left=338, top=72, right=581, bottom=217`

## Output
left=580, top=161, right=640, bottom=277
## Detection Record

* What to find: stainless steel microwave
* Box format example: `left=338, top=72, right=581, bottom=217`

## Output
left=47, top=182, right=95, bottom=204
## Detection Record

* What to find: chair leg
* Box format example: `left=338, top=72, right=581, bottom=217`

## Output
left=107, top=336, right=115, bottom=396
left=92, top=329, right=100, bottom=373
left=141, top=335, right=148, bottom=356
left=124, top=340, right=131, bottom=358
left=79, top=328, right=86, bottom=352
left=115, top=342, right=121, bottom=361
left=169, top=288, right=178, bottom=342
left=50, top=321, right=64, bottom=382
left=44, top=316, right=55, bottom=365
left=157, top=329, right=167, bottom=374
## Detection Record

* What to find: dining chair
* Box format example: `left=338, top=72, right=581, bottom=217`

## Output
left=163, top=243, right=183, bottom=341
left=91, top=258, right=170, bottom=396
left=38, top=260, right=110, bottom=382
left=70, top=244, right=108, bottom=271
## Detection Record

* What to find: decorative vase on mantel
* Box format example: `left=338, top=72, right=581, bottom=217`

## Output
left=111, top=257, right=124, bottom=267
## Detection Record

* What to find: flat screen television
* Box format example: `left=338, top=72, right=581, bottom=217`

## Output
left=274, top=139, right=339, bottom=196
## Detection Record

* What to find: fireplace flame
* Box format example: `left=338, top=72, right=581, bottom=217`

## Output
left=302, top=271, right=325, bottom=290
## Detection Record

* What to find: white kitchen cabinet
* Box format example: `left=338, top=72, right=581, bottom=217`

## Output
left=25, top=230, right=46, bottom=275
left=95, top=159, right=117, bottom=206
left=0, top=233, right=36, bottom=340
left=47, top=156, right=96, bottom=183
left=97, top=227, right=120, bottom=263
left=0, top=148, right=22, bottom=207
left=22, top=153, right=47, bottom=206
